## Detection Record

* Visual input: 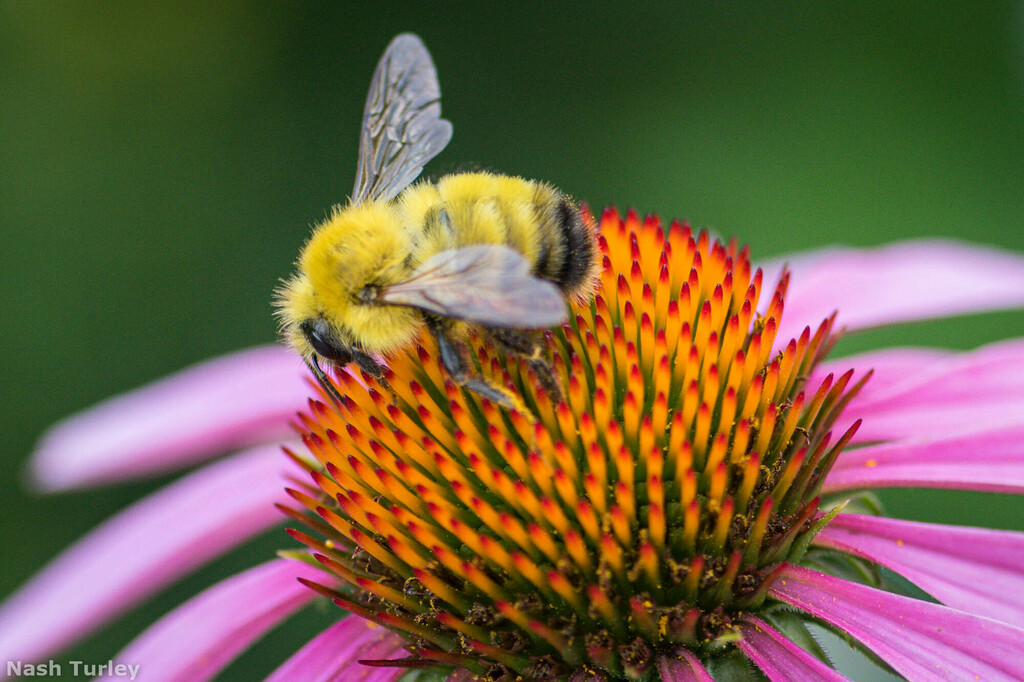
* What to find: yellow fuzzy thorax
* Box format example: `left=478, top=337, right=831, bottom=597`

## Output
left=399, top=172, right=549, bottom=264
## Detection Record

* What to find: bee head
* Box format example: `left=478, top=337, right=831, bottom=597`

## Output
left=275, top=202, right=423, bottom=360
left=297, top=317, right=353, bottom=367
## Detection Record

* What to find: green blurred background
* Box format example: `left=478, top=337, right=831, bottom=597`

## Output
left=2, top=2, right=1023, bottom=679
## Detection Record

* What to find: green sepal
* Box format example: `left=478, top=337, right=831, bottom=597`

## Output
left=877, top=566, right=932, bottom=601
left=762, top=607, right=832, bottom=667
left=801, top=548, right=882, bottom=588
left=705, top=648, right=768, bottom=681
left=809, top=617, right=901, bottom=679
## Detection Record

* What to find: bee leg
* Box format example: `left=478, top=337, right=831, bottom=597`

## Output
left=526, top=359, right=563, bottom=403
left=305, top=356, right=347, bottom=408
left=489, top=329, right=564, bottom=403
left=462, top=378, right=520, bottom=410
left=430, top=324, right=518, bottom=410
left=351, top=350, right=397, bottom=404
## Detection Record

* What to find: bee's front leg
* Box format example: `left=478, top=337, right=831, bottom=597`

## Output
left=351, top=349, right=395, bottom=402
left=305, top=355, right=347, bottom=407
left=488, top=329, right=563, bottom=403
left=428, top=321, right=519, bottom=410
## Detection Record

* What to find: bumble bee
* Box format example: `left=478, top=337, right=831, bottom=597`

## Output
left=276, top=34, right=598, bottom=407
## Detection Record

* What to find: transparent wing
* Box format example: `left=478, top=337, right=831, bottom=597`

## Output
left=352, top=33, right=453, bottom=204
left=379, top=245, right=568, bottom=328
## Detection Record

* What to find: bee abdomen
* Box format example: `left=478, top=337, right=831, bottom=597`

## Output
left=538, top=194, right=597, bottom=298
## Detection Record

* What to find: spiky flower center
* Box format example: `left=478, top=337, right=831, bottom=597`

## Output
left=284, top=208, right=864, bottom=681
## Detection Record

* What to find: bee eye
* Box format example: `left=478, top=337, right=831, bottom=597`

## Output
left=300, top=320, right=353, bottom=366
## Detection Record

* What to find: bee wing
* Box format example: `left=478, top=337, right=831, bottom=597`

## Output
left=379, top=245, right=568, bottom=328
left=352, top=33, right=453, bottom=205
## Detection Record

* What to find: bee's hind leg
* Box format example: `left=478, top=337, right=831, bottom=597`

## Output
left=429, top=322, right=519, bottom=410
left=488, top=329, right=563, bottom=403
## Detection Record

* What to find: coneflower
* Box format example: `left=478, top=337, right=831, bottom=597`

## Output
left=3, top=209, right=1024, bottom=682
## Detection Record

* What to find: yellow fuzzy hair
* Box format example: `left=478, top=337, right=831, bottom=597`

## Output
left=276, top=171, right=589, bottom=360
left=276, top=201, right=423, bottom=356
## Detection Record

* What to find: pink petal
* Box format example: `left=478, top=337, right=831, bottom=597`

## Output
left=96, top=559, right=332, bottom=682
left=816, top=514, right=1024, bottom=629
left=657, top=649, right=714, bottom=682
left=0, top=444, right=293, bottom=664
left=840, top=339, right=1024, bottom=443
left=771, top=565, right=1024, bottom=681
left=737, top=616, right=851, bottom=682
left=811, top=347, right=951, bottom=405
left=29, top=345, right=310, bottom=491
left=265, top=616, right=407, bottom=682
left=766, top=240, right=1024, bottom=342
left=824, top=423, right=1024, bottom=493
